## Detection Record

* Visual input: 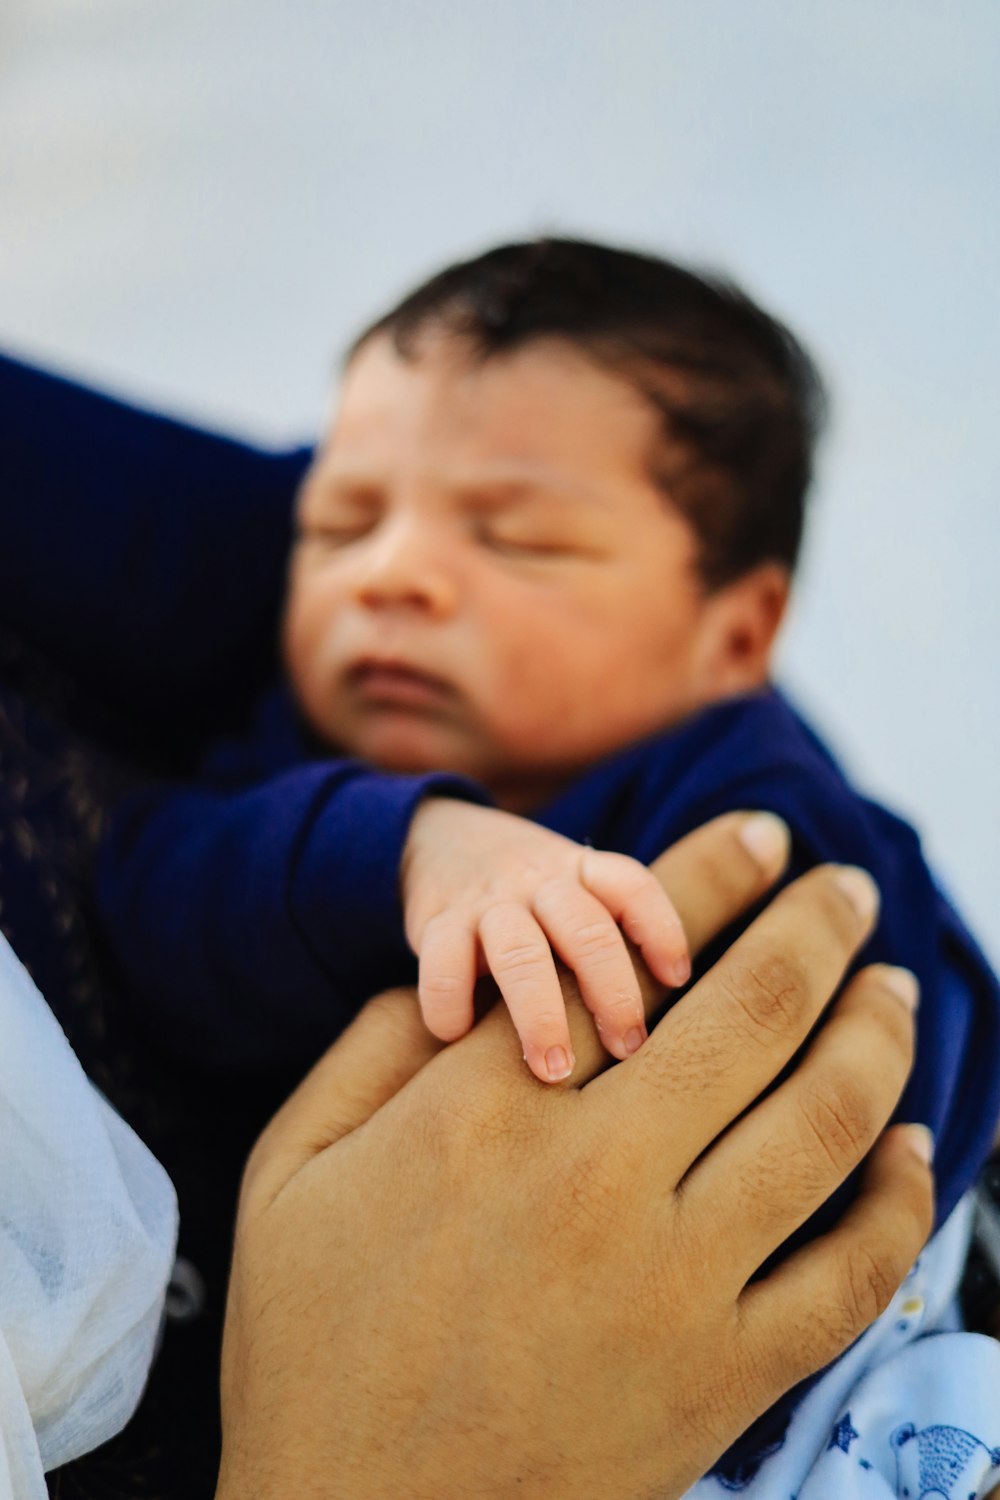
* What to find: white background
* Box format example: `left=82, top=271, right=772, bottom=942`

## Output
left=1, top=0, right=997, bottom=963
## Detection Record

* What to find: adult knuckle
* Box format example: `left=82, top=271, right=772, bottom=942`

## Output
left=798, top=1070, right=874, bottom=1173
left=838, top=1241, right=899, bottom=1332
left=721, top=949, right=809, bottom=1040
left=641, top=1004, right=733, bottom=1090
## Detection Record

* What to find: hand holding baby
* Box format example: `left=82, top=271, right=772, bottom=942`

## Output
left=401, top=796, right=691, bottom=1082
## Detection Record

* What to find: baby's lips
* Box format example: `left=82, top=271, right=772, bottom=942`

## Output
left=347, top=659, right=458, bottom=708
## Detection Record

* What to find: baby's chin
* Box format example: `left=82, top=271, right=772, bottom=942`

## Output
left=309, top=707, right=572, bottom=809
left=336, top=717, right=478, bottom=780
left=336, top=731, right=550, bottom=810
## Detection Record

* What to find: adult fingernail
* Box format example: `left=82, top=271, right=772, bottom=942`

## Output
left=903, top=1124, right=935, bottom=1166
left=545, top=1045, right=574, bottom=1081
left=833, top=865, right=880, bottom=922
left=623, top=1025, right=645, bottom=1055
left=879, top=966, right=920, bottom=1011
left=738, top=812, right=790, bottom=870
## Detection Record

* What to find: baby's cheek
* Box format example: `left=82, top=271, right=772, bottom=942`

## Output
left=488, top=640, right=600, bottom=754
left=281, top=597, right=313, bottom=698
left=282, top=588, right=341, bottom=723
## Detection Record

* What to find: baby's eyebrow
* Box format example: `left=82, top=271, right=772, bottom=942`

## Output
left=300, top=467, right=384, bottom=502
left=300, top=462, right=615, bottom=514
left=451, top=471, right=612, bottom=512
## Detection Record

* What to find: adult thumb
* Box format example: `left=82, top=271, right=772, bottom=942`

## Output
left=243, top=987, right=442, bottom=1202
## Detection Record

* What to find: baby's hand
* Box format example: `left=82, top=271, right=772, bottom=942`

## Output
left=400, top=798, right=690, bottom=1083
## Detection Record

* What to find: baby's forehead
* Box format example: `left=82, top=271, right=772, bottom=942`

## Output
left=316, top=333, right=671, bottom=492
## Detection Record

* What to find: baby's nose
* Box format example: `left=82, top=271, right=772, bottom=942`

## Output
left=353, top=520, right=459, bottom=616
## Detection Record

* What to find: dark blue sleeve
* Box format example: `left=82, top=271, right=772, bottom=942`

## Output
left=0, top=350, right=309, bottom=756
left=97, top=760, right=491, bottom=1071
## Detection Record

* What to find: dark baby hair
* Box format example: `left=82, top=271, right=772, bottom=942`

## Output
left=347, top=236, right=827, bottom=590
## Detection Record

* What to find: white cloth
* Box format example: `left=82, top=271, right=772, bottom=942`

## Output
left=686, top=1197, right=1000, bottom=1498
left=0, top=935, right=178, bottom=1497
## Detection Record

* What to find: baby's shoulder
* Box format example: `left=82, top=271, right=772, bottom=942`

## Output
left=596, top=688, right=921, bottom=876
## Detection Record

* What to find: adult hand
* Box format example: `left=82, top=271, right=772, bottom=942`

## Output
left=217, top=812, right=933, bottom=1500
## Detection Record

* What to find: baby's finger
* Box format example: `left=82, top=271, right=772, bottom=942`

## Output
left=417, top=912, right=477, bottom=1042
left=580, top=849, right=690, bottom=989
left=470, top=812, right=790, bottom=1095
left=478, top=902, right=575, bottom=1084
left=532, top=877, right=647, bottom=1061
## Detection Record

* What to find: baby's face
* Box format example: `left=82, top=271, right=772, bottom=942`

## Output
left=284, top=333, right=724, bottom=811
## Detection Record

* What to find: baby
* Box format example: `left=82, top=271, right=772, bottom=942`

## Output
left=96, top=236, right=1000, bottom=1487
left=98, top=235, right=999, bottom=1185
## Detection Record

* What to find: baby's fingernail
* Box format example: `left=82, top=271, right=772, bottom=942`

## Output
left=545, top=1045, right=574, bottom=1081
left=902, top=1123, right=935, bottom=1166
left=670, top=955, right=691, bottom=988
left=834, top=865, right=880, bottom=922
left=738, top=812, right=790, bottom=870
left=623, top=1025, right=645, bottom=1056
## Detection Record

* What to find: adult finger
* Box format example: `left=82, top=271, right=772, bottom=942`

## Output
left=737, top=1123, right=934, bottom=1392
left=418, top=911, right=477, bottom=1041
left=651, top=810, right=791, bottom=956
left=679, top=963, right=919, bottom=1281
left=531, top=876, right=648, bottom=1061
left=478, top=901, right=575, bottom=1083
left=595, top=862, right=880, bottom=1168
left=243, top=986, right=441, bottom=1204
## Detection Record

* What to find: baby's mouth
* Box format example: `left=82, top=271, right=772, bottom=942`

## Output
left=347, top=659, right=456, bottom=709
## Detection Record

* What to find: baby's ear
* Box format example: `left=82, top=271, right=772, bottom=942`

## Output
left=705, top=563, right=790, bottom=695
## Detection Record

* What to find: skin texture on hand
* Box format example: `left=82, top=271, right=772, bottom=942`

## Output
left=401, top=795, right=690, bottom=1080
left=217, top=812, right=934, bottom=1500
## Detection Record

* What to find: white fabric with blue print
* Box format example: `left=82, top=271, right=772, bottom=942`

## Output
left=684, top=1198, right=1000, bottom=1499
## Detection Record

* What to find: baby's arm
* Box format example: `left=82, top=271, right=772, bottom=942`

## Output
left=96, top=762, right=490, bottom=1070
left=401, top=798, right=690, bottom=1082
